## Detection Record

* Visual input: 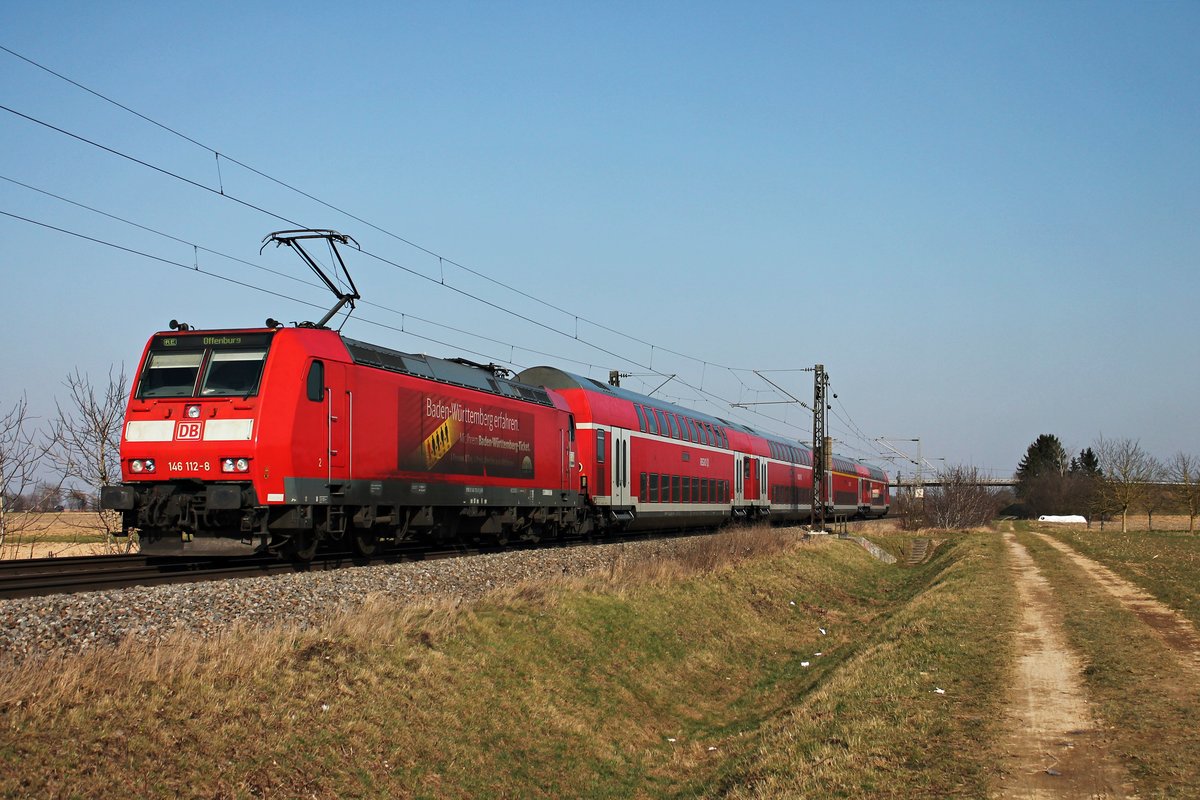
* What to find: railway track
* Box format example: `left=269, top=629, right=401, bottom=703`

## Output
left=0, top=542, right=500, bottom=600
left=0, top=521, right=861, bottom=601
left=0, top=553, right=296, bottom=600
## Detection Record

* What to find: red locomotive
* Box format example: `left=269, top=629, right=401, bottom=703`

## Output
left=101, top=231, right=888, bottom=557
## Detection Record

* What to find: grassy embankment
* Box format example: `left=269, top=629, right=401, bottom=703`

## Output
left=1019, top=526, right=1200, bottom=797
left=1, top=528, right=1015, bottom=799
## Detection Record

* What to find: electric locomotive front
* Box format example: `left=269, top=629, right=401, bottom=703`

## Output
left=101, top=326, right=338, bottom=555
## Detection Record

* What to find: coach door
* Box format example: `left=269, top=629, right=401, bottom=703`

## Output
left=734, top=454, right=745, bottom=505
left=744, top=457, right=759, bottom=502
left=611, top=429, right=631, bottom=506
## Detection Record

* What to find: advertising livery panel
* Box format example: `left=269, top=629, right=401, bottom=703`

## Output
left=399, top=393, right=535, bottom=478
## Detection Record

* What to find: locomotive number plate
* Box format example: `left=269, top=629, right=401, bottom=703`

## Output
left=168, top=461, right=211, bottom=472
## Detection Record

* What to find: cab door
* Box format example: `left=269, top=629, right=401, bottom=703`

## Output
left=325, top=363, right=350, bottom=485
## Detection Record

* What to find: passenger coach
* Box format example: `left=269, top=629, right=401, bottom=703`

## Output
left=516, top=368, right=890, bottom=531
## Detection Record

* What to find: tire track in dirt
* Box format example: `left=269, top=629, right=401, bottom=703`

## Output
left=993, top=532, right=1133, bottom=799
left=1032, top=533, right=1200, bottom=676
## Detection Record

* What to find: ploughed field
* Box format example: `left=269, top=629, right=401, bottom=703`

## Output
left=0, top=511, right=127, bottom=559
left=2, top=523, right=1199, bottom=798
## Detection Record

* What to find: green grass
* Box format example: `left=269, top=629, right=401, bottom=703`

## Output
left=689, top=531, right=1016, bottom=799
left=0, top=530, right=1019, bottom=798
left=1018, top=530, right=1200, bottom=797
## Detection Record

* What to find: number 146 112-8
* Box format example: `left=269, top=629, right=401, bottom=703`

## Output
left=169, top=461, right=210, bottom=472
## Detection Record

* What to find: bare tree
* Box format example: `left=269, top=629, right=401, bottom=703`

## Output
left=1095, top=436, right=1155, bottom=533
left=1167, top=452, right=1200, bottom=534
left=0, top=395, right=56, bottom=554
left=1140, top=456, right=1169, bottom=530
left=66, top=487, right=90, bottom=511
left=902, top=464, right=1003, bottom=530
left=46, top=367, right=131, bottom=552
left=33, top=481, right=64, bottom=512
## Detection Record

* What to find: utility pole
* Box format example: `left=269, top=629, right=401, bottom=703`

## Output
left=811, top=365, right=830, bottom=533
left=730, top=365, right=834, bottom=536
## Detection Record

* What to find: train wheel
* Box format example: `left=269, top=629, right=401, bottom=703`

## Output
left=290, top=532, right=318, bottom=562
left=351, top=527, right=378, bottom=557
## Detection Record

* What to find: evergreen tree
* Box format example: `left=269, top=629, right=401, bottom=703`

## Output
left=1015, top=434, right=1069, bottom=512
left=1016, top=435, right=1068, bottom=485
left=1072, top=447, right=1100, bottom=477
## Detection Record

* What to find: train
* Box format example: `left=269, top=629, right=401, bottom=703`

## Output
left=100, top=323, right=890, bottom=558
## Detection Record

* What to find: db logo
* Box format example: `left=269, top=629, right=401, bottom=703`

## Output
left=176, top=422, right=203, bottom=440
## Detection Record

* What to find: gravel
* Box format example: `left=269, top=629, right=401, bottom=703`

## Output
left=0, top=537, right=699, bottom=662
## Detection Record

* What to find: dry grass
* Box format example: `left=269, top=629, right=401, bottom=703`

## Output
left=0, top=526, right=1022, bottom=798
left=1037, top=513, right=1199, bottom=533
left=1035, top=524, right=1200, bottom=635
left=695, top=531, right=1017, bottom=798
left=0, top=511, right=134, bottom=558
left=1018, top=529, right=1200, bottom=796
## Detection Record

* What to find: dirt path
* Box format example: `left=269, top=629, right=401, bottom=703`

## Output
left=1033, top=532, right=1200, bottom=675
left=993, top=532, right=1134, bottom=799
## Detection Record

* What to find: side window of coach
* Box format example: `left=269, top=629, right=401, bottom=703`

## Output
left=307, top=360, right=324, bottom=402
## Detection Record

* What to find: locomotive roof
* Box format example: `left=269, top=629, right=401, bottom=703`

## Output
left=342, top=337, right=555, bottom=407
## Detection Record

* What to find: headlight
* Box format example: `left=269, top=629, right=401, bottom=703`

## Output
left=221, top=458, right=251, bottom=473
left=186, top=405, right=201, bottom=419
left=130, top=459, right=156, bottom=474
left=130, top=460, right=143, bottom=474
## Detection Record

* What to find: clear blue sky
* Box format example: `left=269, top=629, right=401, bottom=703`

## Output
left=2, top=1, right=1197, bottom=478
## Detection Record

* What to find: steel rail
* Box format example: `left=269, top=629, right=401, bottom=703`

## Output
left=0, top=520, right=873, bottom=601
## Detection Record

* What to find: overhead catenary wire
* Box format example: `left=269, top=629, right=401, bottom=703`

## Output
left=0, top=43, right=720, bottom=371
left=0, top=104, right=647, bottom=368
left=3, top=113, right=631, bottom=359
left=0, top=48, right=892, bottom=453
left=0, top=105, right=807, bottom=438
left=2, top=206, right=860, bottom=448
left=0, top=208, right=568, bottom=367
left=0, top=182, right=607, bottom=373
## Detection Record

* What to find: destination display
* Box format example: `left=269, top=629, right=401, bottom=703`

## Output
left=151, top=332, right=275, bottom=351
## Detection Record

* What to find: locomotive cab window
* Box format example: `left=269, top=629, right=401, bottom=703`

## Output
left=307, top=361, right=325, bottom=402
left=137, top=332, right=275, bottom=400
left=140, top=352, right=203, bottom=398
left=201, top=349, right=268, bottom=396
